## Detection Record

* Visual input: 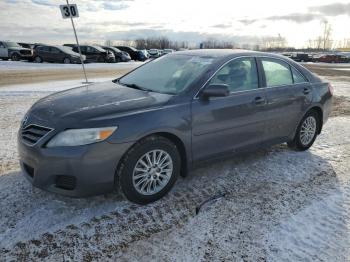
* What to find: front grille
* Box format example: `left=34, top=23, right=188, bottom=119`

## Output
left=21, top=124, right=52, bottom=146
left=55, top=175, right=76, bottom=190
left=23, top=163, right=34, bottom=178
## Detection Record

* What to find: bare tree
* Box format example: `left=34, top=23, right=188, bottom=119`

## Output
left=321, top=20, right=332, bottom=50
left=104, top=40, right=114, bottom=47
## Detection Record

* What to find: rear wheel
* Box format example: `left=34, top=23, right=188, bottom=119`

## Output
left=11, top=53, right=20, bottom=61
left=63, top=57, right=71, bottom=64
left=117, top=136, right=181, bottom=204
left=34, top=56, right=43, bottom=63
left=287, top=110, right=320, bottom=151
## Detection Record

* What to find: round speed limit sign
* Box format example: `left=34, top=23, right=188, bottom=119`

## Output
left=59, top=4, right=79, bottom=19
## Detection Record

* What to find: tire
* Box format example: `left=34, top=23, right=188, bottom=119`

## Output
left=63, top=57, right=71, bottom=64
left=117, top=136, right=181, bottom=204
left=11, top=53, right=20, bottom=61
left=2, top=58, right=9, bottom=61
left=287, top=110, right=320, bottom=151
left=34, top=56, right=43, bottom=63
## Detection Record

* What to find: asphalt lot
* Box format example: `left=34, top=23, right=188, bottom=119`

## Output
left=0, top=61, right=350, bottom=261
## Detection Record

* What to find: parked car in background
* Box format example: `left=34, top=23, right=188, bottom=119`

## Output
left=33, top=45, right=85, bottom=64
left=18, top=50, right=332, bottom=204
left=101, top=46, right=131, bottom=62
left=72, top=45, right=115, bottom=63
left=115, top=46, right=148, bottom=61
left=162, top=49, right=175, bottom=55
left=314, top=54, right=347, bottom=63
left=290, top=53, right=312, bottom=62
left=0, top=41, right=33, bottom=61
left=148, top=49, right=161, bottom=58
left=139, top=49, right=149, bottom=60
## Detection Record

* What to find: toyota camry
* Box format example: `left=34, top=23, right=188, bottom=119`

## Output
left=18, top=49, right=333, bottom=204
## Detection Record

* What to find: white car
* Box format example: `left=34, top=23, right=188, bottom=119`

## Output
left=0, top=41, right=33, bottom=61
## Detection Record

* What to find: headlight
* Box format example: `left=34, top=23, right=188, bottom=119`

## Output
left=46, top=127, right=117, bottom=147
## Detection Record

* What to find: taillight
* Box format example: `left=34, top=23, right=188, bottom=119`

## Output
left=328, top=83, right=334, bottom=96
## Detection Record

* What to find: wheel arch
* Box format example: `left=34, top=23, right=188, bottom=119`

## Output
left=290, top=105, right=324, bottom=141
left=308, top=106, right=323, bottom=134
left=115, top=131, right=189, bottom=187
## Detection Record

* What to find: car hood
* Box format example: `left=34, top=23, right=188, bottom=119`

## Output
left=28, top=81, right=172, bottom=127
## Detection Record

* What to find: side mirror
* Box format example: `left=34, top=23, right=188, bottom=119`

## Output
left=200, top=84, right=230, bottom=99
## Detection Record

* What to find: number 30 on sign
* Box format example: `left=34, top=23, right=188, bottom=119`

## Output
left=59, top=4, right=79, bottom=19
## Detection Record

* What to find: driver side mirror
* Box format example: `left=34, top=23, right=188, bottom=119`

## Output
left=199, top=84, right=230, bottom=100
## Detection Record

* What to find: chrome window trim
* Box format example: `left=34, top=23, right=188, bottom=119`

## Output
left=21, top=124, right=54, bottom=147
left=193, top=56, right=258, bottom=99
left=193, top=54, right=310, bottom=100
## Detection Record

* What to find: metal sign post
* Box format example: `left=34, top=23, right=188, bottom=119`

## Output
left=60, top=1, right=89, bottom=84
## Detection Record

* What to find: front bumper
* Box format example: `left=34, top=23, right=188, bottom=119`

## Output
left=18, top=138, right=133, bottom=197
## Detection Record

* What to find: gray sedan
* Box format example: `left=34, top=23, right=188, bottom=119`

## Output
left=18, top=49, right=333, bottom=204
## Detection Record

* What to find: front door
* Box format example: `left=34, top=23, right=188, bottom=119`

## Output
left=191, top=57, right=268, bottom=162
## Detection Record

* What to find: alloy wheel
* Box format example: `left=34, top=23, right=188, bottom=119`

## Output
left=132, top=149, right=173, bottom=196
left=300, top=116, right=317, bottom=146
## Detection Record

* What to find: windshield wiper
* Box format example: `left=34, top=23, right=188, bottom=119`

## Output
left=118, top=81, right=151, bottom=92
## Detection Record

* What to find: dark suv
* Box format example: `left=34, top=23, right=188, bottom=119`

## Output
left=115, top=46, right=147, bottom=61
left=72, top=45, right=115, bottom=63
left=0, top=41, right=33, bottom=61
left=33, top=45, right=85, bottom=64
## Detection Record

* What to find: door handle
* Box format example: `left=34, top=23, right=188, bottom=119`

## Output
left=303, top=88, right=311, bottom=95
left=253, top=96, right=266, bottom=105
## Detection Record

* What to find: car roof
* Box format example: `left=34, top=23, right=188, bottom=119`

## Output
left=174, top=49, right=256, bottom=57
left=172, top=49, right=295, bottom=62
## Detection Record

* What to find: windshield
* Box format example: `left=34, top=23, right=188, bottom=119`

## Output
left=118, top=54, right=215, bottom=94
left=5, top=41, right=20, bottom=48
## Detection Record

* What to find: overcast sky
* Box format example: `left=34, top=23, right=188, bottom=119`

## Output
left=1, top=0, right=350, bottom=48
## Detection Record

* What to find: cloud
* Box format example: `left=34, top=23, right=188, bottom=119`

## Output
left=238, top=12, right=324, bottom=25
left=102, top=2, right=129, bottom=10
left=310, top=3, right=350, bottom=16
left=238, top=19, right=257, bottom=25
left=265, top=13, right=323, bottom=23
left=211, top=23, right=232, bottom=29
left=31, top=0, right=55, bottom=7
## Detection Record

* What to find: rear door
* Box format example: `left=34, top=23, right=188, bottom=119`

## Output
left=191, top=57, right=268, bottom=161
left=37, top=46, right=50, bottom=61
left=258, top=57, right=312, bottom=141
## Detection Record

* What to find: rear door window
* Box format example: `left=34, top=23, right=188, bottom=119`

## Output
left=261, top=59, right=293, bottom=87
left=291, top=67, right=307, bottom=83
left=50, top=47, right=60, bottom=54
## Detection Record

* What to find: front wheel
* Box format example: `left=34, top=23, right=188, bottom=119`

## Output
left=288, top=110, right=320, bottom=151
left=34, top=56, right=43, bottom=63
left=11, top=53, right=20, bottom=61
left=117, top=136, right=181, bottom=204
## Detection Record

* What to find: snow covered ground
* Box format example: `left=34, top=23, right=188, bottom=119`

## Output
left=0, top=78, right=349, bottom=261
